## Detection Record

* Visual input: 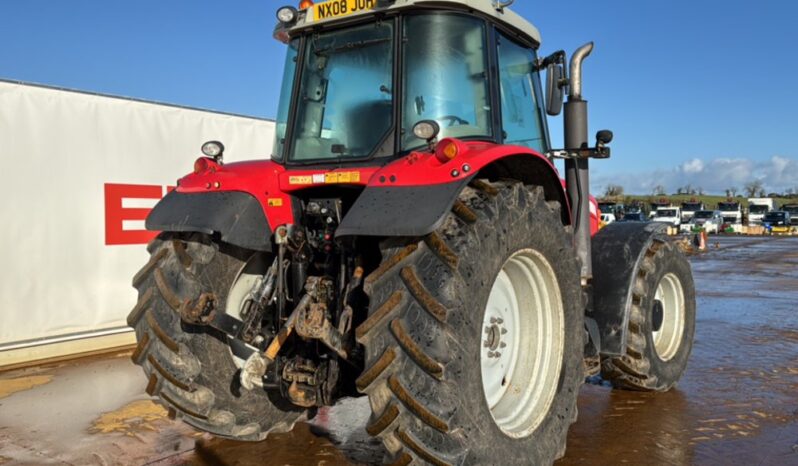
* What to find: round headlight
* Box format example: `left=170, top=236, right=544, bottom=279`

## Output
left=201, top=140, right=224, bottom=158
left=412, top=120, right=440, bottom=141
left=276, top=6, right=298, bottom=23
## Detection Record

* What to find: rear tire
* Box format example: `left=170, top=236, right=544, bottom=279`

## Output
left=127, top=233, right=305, bottom=440
left=601, top=238, right=696, bottom=391
left=357, top=180, right=584, bottom=465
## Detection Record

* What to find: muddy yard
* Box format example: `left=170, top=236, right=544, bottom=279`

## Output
left=1, top=236, right=797, bottom=465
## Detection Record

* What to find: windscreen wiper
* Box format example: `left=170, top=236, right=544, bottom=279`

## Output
left=315, top=37, right=390, bottom=56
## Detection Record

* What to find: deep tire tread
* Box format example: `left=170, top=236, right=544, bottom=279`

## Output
left=356, top=346, right=398, bottom=391
left=146, top=354, right=193, bottom=392
left=356, top=291, right=403, bottom=342
left=389, top=319, right=444, bottom=379
left=424, top=232, right=459, bottom=269
left=128, top=233, right=304, bottom=441
left=601, top=240, right=694, bottom=391
left=160, top=391, right=209, bottom=420
left=130, top=332, right=151, bottom=363
left=396, top=429, right=452, bottom=466
left=361, top=180, right=583, bottom=465
left=387, top=375, right=449, bottom=433
left=153, top=267, right=183, bottom=310
left=399, top=267, right=448, bottom=323
left=132, top=248, right=168, bottom=288
left=145, top=310, right=180, bottom=353
left=366, top=403, right=400, bottom=436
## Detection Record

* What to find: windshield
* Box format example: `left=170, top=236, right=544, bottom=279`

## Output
left=657, top=209, right=677, bottom=217
left=718, top=203, right=739, bottom=212
left=765, top=212, right=785, bottom=221
left=749, top=205, right=769, bottom=214
left=287, top=22, right=394, bottom=161
left=599, top=204, right=615, bottom=214
left=274, top=13, right=523, bottom=162
left=402, top=15, right=492, bottom=150
left=694, top=211, right=713, bottom=219
left=682, top=203, right=702, bottom=211
left=784, top=205, right=798, bottom=214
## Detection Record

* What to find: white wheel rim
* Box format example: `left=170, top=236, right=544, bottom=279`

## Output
left=480, top=249, right=565, bottom=438
left=225, top=256, right=268, bottom=368
left=652, top=273, right=686, bottom=361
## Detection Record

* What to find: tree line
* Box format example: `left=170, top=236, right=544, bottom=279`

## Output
left=603, top=181, right=798, bottom=199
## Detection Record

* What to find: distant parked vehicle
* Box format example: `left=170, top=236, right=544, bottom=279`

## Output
left=747, top=198, right=774, bottom=225
left=599, top=201, right=623, bottom=223
left=681, top=210, right=723, bottom=234
left=680, top=201, right=704, bottom=223
left=652, top=207, right=682, bottom=227
left=783, top=204, right=798, bottom=226
left=718, top=201, right=742, bottom=225
left=763, top=211, right=792, bottom=227
left=620, top=212, right=648, bottom=222
left=649, top=201, right=670, bottom=219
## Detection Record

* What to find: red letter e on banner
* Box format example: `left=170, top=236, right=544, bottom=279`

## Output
left=104, top=183, right=162, bottom=245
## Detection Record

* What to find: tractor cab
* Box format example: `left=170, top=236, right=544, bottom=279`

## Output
left=271, top=0, right=551, bottom=164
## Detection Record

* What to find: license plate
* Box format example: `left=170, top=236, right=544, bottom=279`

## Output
left=311, top=0, right=377, bottom=22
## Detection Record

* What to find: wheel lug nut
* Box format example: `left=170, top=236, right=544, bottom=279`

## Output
left=490, top=317, right=497, bottom=324
left=496, top=318, right=503, bottom=324
left=501, top=328, right=507, bottom=334
left=500, top=342, right=506, bottom=348
left=483, top=340, right=491, bottom=348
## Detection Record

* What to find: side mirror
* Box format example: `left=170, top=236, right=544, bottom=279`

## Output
left=545, top=63, right=564, bottom=116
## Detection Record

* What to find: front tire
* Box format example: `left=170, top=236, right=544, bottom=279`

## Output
left=357, top=180, right=584, bottom=465
left=127, top=233, right=306, bottom=440
left=601, top=238, right=696, bottom=391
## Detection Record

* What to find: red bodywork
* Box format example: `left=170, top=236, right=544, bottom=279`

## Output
left=177, top=139, right=600, bottom=235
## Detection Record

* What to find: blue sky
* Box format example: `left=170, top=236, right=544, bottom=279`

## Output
left=2, top=0, right=797, bottom=194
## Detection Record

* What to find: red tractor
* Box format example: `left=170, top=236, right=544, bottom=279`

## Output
left=128, top=1, right=696, bottom=463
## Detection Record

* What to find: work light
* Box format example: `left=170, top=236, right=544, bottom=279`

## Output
left=201, top=140, right=225, bottom=159
left=277, top=6, right=298, bottom=23
left=412, top=120, right=440, bottom=142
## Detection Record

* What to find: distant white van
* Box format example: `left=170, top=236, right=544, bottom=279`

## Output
left=652, top=207, right=682, bottom=227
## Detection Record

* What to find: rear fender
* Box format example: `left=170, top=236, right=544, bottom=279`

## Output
left=146, top=190, right=273, bottom=251
left=591, top=222, right=669, bottom=356
left=336, top=142, right=570, bottom=237
left=146, top=159, right=290, bottom=252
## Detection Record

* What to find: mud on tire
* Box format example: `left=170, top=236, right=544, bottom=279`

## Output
left=127, top=233, right=305, bottom=440
left=356, top=180, right=584, bottom=465
left=601, top=238, right=696, bottom=391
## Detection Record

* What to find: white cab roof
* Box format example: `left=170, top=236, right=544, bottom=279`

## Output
left=279, top=0, right=542, bottom=45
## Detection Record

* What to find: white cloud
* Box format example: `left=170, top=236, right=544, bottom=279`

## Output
left=681, top=158, right=704, bottom=174
left=592, top=156, right=798, bottom=195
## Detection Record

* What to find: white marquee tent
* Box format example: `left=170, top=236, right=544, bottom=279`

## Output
left=0, top=80, right=276, bottom=367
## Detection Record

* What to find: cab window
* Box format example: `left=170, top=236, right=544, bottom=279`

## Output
left=496, top=33, right=547, bottom=152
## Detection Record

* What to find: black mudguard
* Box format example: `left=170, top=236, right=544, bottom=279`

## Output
left=591, top=222, right=669, bottom=356
left=335, top=177, right=472, bottom=237
left=146, top=190, right=272, bottom=251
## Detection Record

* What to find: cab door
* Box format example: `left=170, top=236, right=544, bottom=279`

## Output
left=495, top=32, right=549, bottom=153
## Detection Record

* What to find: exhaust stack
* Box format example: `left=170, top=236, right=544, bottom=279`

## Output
left=564, top=42, right=594, bottom=283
